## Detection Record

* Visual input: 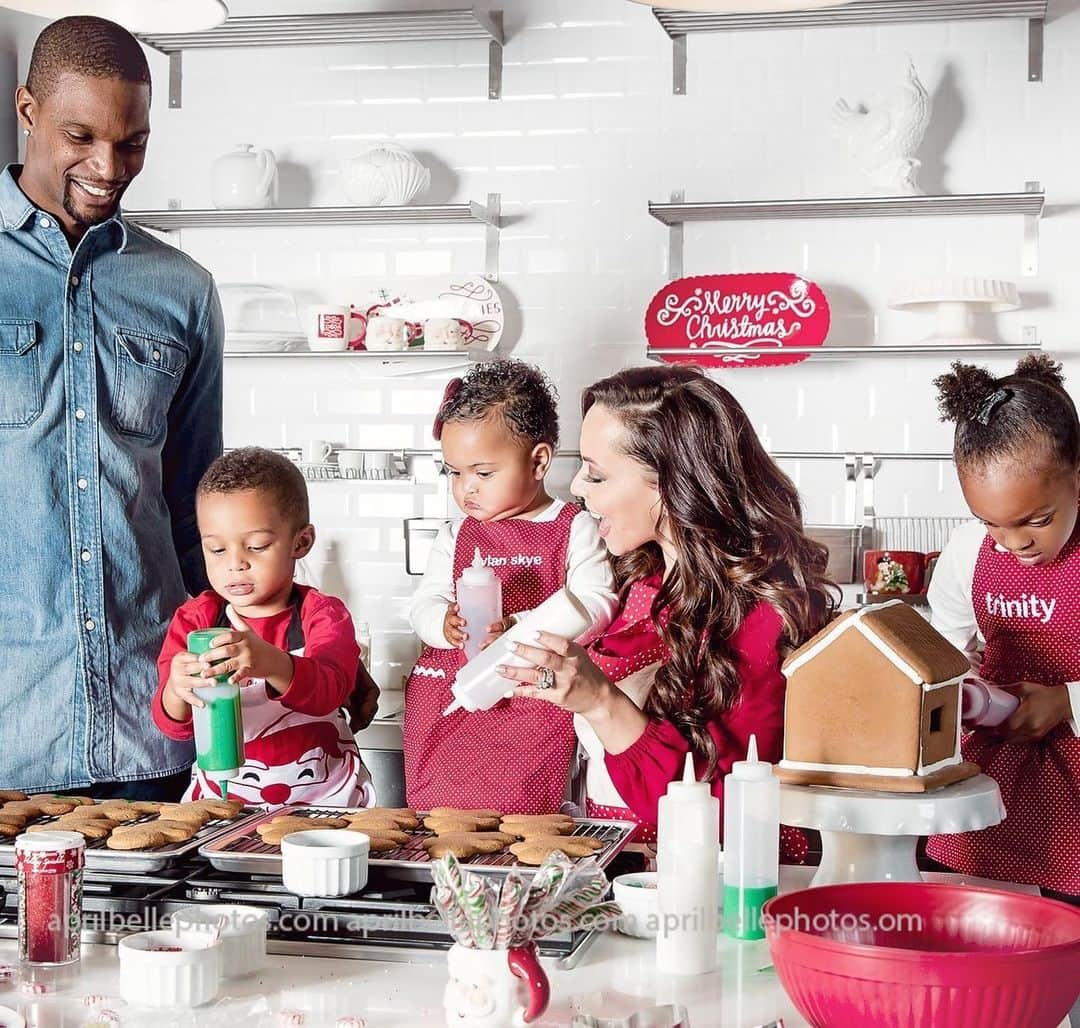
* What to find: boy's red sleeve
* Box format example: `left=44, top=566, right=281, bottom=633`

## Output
left=152, top=598, right=215, bottom=741
left=276, top=593, right=360, bottom=718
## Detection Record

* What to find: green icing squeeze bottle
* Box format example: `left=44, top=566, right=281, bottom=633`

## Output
left=187, top=628, right=246, bottom=801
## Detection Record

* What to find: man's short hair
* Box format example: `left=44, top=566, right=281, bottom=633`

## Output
left=26, top=16, right=151, bottom=102
left=197, top=448, right=311, bottom=529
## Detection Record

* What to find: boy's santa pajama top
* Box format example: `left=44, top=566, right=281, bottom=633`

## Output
left=153, top=585, right=374, bottom=808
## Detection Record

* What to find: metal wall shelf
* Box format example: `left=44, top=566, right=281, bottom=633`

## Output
left=223, top=349, right=485, bottom=375
left=139, top=8, right=505, bottom=107
left=649, top=0, right=1047, bottom=93
left=128, top=194, right=502, bottom=281
left=224, top=349, right=484, bottom=359
left=651, top=185, right=1044, bottom=278
left=646, top=341, right=1042, bottom=362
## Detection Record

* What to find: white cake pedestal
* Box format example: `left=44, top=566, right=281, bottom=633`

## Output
left=780, top=773, right=1005, bottom=887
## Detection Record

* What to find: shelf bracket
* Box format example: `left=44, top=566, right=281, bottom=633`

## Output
left=1028, top=17, right=1044, bottom=82
left=1023, top=179, right=1041, bottom=277
left=484, top=192, right=501, bottom=282
left=482, top=9, right=504, bottom=100
left=672, top=34, right=687, bottom=96
left=668, top=189, right=684, bottom=280
left=861, top=454, right=877, bottom=524
left=168, top=50, right=183, bottom=109
left=843, top=453, right=858, bottom=526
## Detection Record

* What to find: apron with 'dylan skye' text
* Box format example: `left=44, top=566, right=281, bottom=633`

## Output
left=403, top=504, right=580, bottom=814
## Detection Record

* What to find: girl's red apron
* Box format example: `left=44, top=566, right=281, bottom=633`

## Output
left=578, top=575, right=807, bottom=862
left=927, top=530, right=1080, bottom=894
left=403, top=504, right=580, bottom=814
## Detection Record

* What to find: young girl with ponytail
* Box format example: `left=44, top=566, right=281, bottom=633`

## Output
left=928, top=355, right=1080, bottom=903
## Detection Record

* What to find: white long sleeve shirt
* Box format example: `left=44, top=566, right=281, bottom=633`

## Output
left=409, top=499, right=618, bottom=649
left=928, top=519, right=1079, bottom=735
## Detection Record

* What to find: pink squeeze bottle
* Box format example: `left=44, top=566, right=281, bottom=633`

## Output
left=455, top=548, right=502, bottom=662
left=961, top=677, right=1020, bottom=727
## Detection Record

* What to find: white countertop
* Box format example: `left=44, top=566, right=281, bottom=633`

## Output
left=0, top=868, right=1072, bottom=1028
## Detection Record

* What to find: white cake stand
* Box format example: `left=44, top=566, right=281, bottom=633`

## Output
left=780, top=774, right=1005, bottom=887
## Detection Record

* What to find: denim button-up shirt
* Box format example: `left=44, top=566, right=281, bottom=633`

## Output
left=0, top=164, right=223, bottom=790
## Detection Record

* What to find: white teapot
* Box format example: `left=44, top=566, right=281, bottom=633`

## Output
left=211, top=144, right=277, bottom=210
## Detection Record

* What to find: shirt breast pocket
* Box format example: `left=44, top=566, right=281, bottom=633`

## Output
left=0, top=319, right=43, bottom=428
left=112, top=328, right=188, bottom=440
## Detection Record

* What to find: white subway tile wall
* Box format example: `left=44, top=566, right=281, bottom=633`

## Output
left=112, top=0, right=1080, bottom=688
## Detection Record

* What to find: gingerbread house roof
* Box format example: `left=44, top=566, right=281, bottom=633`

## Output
left=782, top=599, right=970, bottom=685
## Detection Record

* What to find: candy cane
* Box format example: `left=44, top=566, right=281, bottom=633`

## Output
left=494, top=873, right=526, bottom=949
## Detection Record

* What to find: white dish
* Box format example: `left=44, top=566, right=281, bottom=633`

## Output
left=281, top=829, right=369, bottom=898
left=118, top=929, right=221, bottom=1008
left=218, top=283, right=300, bottom=334
left=351, top=279, right=503, bottom=352
left=224, top=331, right=305, bottom=354
left=612, top=871, right=660, bottom=939
left=172, top=904, right=268, bottom=978
left=0, top=1006, right=24, bottom=1028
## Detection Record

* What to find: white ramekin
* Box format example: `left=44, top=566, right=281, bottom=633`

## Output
left=0, top=1005, right=25, bottom=1028
left=172, top=904, right=268, bottom=978
left=280, top=830, right=370, bottom=898
left=612, top=871, right=660, bottom=939
left=117, top=929, right=221, bottom=1008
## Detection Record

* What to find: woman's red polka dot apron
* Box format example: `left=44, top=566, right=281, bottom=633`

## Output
left=581, top=576, right=807, bottom=862
left=583, top=575, right=671, bottom=843
left=403, top=504, right=579, bottom=814
left=927, top=529, right=1080, bottom=894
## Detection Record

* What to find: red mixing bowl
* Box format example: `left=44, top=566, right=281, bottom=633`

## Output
left=764, top=882, right=1080, bottom=1028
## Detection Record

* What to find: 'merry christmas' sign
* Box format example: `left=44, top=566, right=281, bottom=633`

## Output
left=645, top=273, right=830, bottom=368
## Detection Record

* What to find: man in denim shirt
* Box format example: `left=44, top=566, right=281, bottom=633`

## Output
left=1, top=17, right=222, bottom=798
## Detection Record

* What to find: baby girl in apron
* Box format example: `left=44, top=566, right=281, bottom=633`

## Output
left=404, top=361, right=617, bottom=814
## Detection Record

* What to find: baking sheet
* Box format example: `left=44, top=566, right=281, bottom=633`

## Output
left=0, top=807, right=263, bottom=873
left=200, top=805, right=638, bottom=881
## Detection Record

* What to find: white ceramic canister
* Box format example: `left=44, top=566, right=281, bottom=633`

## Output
left=211, top=144, right=277, bottom=210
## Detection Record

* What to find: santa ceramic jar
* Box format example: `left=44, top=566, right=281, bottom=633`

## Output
left=442, top=942, right=549, bottom=1027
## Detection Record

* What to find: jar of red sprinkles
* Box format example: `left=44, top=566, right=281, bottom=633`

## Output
left=15, top=831, right=85, bottom=966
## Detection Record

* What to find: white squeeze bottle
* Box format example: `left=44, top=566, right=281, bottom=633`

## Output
left=656, top=752, right=720, bottom=975
left=456, top=547, right=502, bottom=662
left=442, top=589, right=592, bottom=716
left=723, top=734, right=779, bottom=941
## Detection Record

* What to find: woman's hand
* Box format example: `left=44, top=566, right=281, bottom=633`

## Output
left=497, top=631, right=615, bottom=717
left=1000, top=681, right=1072, bottom=742
left=479, top=615, right=516, bottom=651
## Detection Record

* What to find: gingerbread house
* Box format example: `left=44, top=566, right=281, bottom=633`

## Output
left=778, top=600, right=978, bottom=792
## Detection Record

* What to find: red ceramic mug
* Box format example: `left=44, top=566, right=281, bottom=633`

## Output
left=863, top=549, right=930, bottom=595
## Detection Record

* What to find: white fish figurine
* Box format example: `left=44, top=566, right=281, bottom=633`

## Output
left=832, top=58, right=932, bottom=196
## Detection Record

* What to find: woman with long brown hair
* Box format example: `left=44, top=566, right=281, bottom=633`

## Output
left=499, top=365, right=838, bottom=847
